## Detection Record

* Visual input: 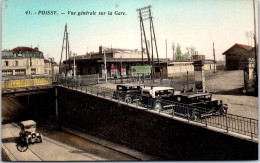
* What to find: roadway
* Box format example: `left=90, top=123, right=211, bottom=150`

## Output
left=2, top=123, right=155, bottom=161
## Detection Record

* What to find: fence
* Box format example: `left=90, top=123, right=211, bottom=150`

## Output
left=58, top=74, right=195, bottom=91
left=57, top=74, right=99, bottom=87
left=60, top=84, right=258, bottom=140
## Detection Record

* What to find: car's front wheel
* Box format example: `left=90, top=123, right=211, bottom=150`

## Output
left=16, top=140, right=28, bottom=152
left=154, top=102, right=162, bottom=112
left=191, top=111, right=200, bottom=121
left=124, top=95, right=132, bottom=103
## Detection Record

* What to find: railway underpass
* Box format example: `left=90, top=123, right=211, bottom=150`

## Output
left=1, top=76, right=258, bottom=161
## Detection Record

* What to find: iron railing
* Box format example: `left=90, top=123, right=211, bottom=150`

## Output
left=60, top=84, right=258, bottom=140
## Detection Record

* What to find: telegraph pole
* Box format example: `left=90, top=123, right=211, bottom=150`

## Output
left=213, top=42, right=216, bottom=73
left=253, top=0, right=258, bottom=93
left=49, top=57, right=54, bottom=82
left=73, top=53, right=77, bottom=79
left=137, top=5, right=160, bottom=81
left=172, top=43, right=175, bottom=62
left=59, top=24, right=70, bottom=76
left=103, top=47, right=107, bottom=83
left=166, top=39, right=168, bottom=69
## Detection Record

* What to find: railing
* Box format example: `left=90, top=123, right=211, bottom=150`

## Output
left=60, top=84, right=258, bottom=140
left=57, top=74, right=195, bottom=91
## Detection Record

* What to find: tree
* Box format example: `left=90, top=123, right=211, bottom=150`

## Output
left=186, top=46, right=196, bottom=59
left=175, top=44, right=189, bottom=61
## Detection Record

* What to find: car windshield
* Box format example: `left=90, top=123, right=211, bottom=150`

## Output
left=25, top=125, right=36, bottom=130
left=155, top=89, right=174, bottom=96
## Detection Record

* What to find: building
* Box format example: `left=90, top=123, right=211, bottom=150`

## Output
left=63, top=46, right=169, bottom=78
left=2, top=47, right=45, bottom=76
left=1, top=46, right=59, bottom=76
left=222, top=43, right=255, bottom=70
left=63, top=46, right=216, bottom=78
left=44, top=59, right=59, bottom=75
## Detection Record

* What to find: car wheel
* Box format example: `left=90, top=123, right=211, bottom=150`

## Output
left=220, top=108, right=227, bottom=116
left=191, top=111, right=199, bottom=121
left=124, top=95, right=132, bottom=103
left=113, top=92, right=118, bottom=99
left=38, top=136, right=42, bottom=143
left=154, top=103, right=162, bottom=112
left=16, top=140, right=28, bottom=152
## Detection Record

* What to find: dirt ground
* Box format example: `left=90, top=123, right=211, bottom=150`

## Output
left=97, top=70, right=258, bottom=120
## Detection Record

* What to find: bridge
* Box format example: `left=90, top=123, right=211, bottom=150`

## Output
left=1, top=75, right=258, bottom=160
left=2, top=75, right=54, bottom=96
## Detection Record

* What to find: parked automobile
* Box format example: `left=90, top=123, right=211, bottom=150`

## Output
left=140, top=86, right=180, bottom=111
left=16, top=120, right=42, bottom=152
left=112, top=84, right=144, bottom=103
left=172, top=92, right=228, bottom=120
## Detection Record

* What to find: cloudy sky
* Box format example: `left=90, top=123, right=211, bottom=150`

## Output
left=2, top=0, right=258, bottom=62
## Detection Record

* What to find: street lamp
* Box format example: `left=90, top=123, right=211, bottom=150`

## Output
left=103, top=47, right=107, bottom=83
left=73, top=53, right=77, bottom=79
left=49, top=57, right=54, bottom=82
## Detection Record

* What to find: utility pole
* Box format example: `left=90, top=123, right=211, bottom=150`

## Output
left=49, top=57, right=54, bottom=82
left=59, top=24, right=70, bottom=76
left=73, top=53, right=77, bottom=79
left=165, top=39, right=167, bottom=60
left=172, top=43, right=175, bottom=62
left=213, top=42, right=216, bottom=73
left=253, top=0, right=258, bottom=91
left=137, top=5, right=160, bottom=82
left=103, top=47, right=107, bottom=83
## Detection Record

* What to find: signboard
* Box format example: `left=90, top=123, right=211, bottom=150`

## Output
left=130, top=66, right=151, bottom=74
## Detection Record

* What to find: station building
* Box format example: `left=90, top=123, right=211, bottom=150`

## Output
left=222, top=43, right=255, bottom=70
left=65, top=46, right=216, bottom=78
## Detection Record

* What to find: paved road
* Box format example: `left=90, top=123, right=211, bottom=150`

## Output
left=2, top=123, right=143, bottom=161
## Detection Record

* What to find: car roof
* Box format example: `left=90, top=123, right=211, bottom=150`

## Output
left=176, top=92, right=212, bottom=98
left=20, top=120, right=36, bottom=126
left=142, top=86, right=174, bottom=92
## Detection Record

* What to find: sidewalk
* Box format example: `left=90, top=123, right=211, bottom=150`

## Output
left=61, top=126, right=158, bottom=161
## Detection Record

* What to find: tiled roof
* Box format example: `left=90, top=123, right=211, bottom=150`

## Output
left=12, top=47, right=36, bottom=52
left=236, top=44, right=253, bottom=50
left=223, top=43, right=254, bottom=55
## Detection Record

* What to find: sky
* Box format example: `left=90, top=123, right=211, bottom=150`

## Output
left=1, top=0, right=258, bottom=63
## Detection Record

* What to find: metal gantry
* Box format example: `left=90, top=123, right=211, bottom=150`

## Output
left=59, top=24, right=70, bottom=76
left=137, top=5, right=161, bottom=80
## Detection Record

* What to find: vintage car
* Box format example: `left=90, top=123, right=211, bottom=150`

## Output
left=172, top=92, right=228, bottom=120
left=140, top=86, right=180, bottom=111
left=112, top=83, right=144, bottom=103
left=17, top=120, right=42, bottom=152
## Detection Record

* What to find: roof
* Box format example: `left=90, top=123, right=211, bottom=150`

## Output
left=44, top=59, right=51, bottom=63
left=12, top=47, right=37, bottom=52
left=222, top=43, right=253, bottom=55
left=20, top=120, right=36, bottom=126
left=236, top=44, right=253, bottom=50
left=142, top=86, right=174, bottom=92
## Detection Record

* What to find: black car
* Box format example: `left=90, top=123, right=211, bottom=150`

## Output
left=172, top=92, right=228, bottom=120
left=113, top=84, right=144, bottom=103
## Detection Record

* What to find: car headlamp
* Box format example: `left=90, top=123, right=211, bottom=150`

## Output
left=36, top=133, right=39, bottom=136
left=28, top=135, right=31, bottom=138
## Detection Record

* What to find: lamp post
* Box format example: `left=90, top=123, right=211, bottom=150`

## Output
left=103, top=47, right=107, bottom=83
left=73, top=53, right=77, bottom=79
left=49, top=57, right=54, bottom=83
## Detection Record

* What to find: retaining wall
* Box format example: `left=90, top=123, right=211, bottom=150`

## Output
left=57, top=86, right=258, bottom=160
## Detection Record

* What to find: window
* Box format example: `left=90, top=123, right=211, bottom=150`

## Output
left=5, top=61, right=8, bottom=66
left=31, top=68, right=36, bottom=75
left=15, top=61, right=19, bottom=66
